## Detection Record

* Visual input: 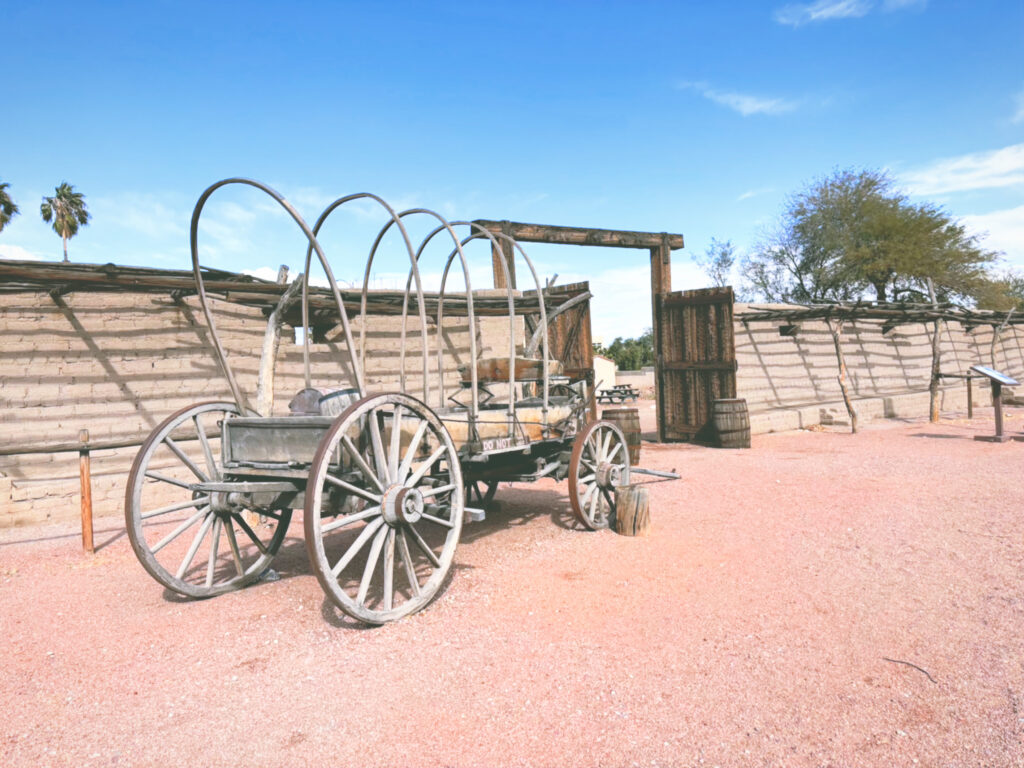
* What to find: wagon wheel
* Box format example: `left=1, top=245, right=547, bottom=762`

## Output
left=125, top=401, right=292, bottom=598
left=568, top=420, right=631, bottom=530
left=305, top=393, right=463, bottom=624
left=464, top=480, right=498, bottom=508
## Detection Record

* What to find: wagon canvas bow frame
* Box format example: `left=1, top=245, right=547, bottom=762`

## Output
left=125, top=177, right=636, bottom=625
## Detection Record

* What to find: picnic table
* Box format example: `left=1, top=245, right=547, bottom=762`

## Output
left=597, top=384, right=639, bottom=404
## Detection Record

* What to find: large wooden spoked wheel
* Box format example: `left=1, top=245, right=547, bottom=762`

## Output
left=305, top=393, right=464, bottom=624
left=568, top=420, right=631, bottom=530
left=125, top=401, right=292, bottom=598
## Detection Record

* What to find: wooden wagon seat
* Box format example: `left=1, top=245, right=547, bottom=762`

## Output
left=459, top=356, right=564, bottom=383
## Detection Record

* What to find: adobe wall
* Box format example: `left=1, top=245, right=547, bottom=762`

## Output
left=735, top=304, right=1024, bottom=433
left=0, top=290, right=520, bottom=528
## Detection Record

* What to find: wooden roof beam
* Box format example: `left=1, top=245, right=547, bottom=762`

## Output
left=472, top=220, right=684, bottom=250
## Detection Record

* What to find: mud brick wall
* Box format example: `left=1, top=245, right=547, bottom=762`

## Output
left=0, top=290, right=521, bottom=528
left=735, top=304, right=1024, bottom=420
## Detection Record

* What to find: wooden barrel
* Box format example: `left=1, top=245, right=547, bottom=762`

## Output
left=602, top=407, right=641, bottom=465
left=712, top=398, right=750, bottom=448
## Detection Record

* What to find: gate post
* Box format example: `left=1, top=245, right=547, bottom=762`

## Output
left=650, top=234, right=672, bottom=442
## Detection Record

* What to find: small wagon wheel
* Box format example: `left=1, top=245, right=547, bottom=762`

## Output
left=464, top=480, right=498, bottom=508
left=125, top=401, right=293, bottom=598
left=568, top=420, right=631, bottom=530
left=305, top=393, right=464, bottom=624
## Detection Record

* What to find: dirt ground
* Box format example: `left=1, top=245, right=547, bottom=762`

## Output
left=2, top=404, right=1023, bottom=767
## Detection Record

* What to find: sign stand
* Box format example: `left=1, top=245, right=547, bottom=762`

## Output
left=970, top=365, right=1019, bottom=443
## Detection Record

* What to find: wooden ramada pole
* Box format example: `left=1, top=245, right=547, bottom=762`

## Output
left=79, top=429, right=94, bottom=554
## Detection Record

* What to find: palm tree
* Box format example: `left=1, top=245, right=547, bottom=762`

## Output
left=41, top=182, right=90, bottom=262
left=0, top=180, right=19, bottom=233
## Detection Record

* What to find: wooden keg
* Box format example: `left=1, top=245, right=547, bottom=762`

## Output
left=712, top=398, right=750, bottom=448
left=602, top=407, right=641, bottom=465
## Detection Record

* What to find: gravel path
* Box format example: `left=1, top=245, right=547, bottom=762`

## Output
left=2, top=409, right=1023, bottom=767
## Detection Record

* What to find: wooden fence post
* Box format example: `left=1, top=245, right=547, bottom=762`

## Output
left=79, top=429, right=94, bottom=554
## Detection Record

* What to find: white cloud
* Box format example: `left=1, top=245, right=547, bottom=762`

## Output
left=738, top=187, right=774, bottom=201
left=89, top=194, right=187, bottom=241
left=0, top=244, right=49, bottom=261
left=961, top=205, right=1024, bottom=264
left=1012, top=87, right=1024, bottom=124
left=898, top=143, right=1024, bottom=196
left=774, top=0, right=872, bottom=26
left=678, top=81, right=798, bottom=117
left=881, top=0, right=926, bottom=10
left=774, top=0, right=924, bottom=26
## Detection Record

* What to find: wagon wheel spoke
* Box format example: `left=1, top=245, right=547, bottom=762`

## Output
left=382, top=529, right=396, bottom=612
left=368, top=407, right=390, bottom=485
left=323, top=472, right=382, bottom=504
left=224, top=519, right=246, bottom=578
left=152, top=506, right=210, bottom=554
left=165, top=436, right=208, bottom=482
left=407, top=444, right=448, bottom=488
left=388, top=405, right=404, bottom=483
left=126, top=401, right=292, bottom=599
left=405, top=522, right=442, bottom=568
left=340, top=435, right=387, bottom=494
left=321, top=505, right=382, bottom=535
left=205, top=516, right=223, bottom=588
left=330, top=517, right=387, bottom=577
left=397, top=529, right=421, bottom=598
left=357, top=526, right=389, bottom=605
left=175, top=512, right=216, bottom=579
left=306, top=393, right=462, bottom=624
left=193, top=414, right=219, bottom=482
left=397, top=420, right=429, bottom=484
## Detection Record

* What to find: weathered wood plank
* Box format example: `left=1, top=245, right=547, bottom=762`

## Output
left=473, top=220, right=683, bottom=250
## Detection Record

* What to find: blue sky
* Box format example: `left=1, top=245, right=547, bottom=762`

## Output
left=2, top=0, right=1022, bottom=339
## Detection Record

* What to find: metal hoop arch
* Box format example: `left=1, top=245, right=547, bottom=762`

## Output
left=467, top=230, right=552, bottom=416
left=190, top=177, right=342, bottom=414
left=367, top=209, right=482, bottom=418
left=428, top=223, right=517, bottom=421
left=303, top=194, right=431, bottom=400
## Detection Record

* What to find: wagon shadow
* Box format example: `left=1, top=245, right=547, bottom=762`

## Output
left=459, top=487, right=581, bottom=543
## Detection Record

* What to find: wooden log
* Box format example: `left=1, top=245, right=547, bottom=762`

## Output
left=472, top=220, right=684, bottom=250
left=825, top=318, right=858, bottom=433
left=613, top=484, right=650, bottom=537
left=79, top=429, right=94, bottom=554
left=255, top=267, right=300, bottom=417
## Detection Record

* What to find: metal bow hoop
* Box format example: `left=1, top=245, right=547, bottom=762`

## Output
left=189, top=178, right=550, bottom=426
left=190, top=177, right=352, bottom=414
left=305, top=193, right=429, bottom=400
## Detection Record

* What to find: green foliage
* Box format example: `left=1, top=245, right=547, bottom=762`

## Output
left=695, top=237, right=736, bottom=287
left=0, top=181, right=18, bottom=233
left=595, top=328, right=654, bottom=371
left=971, top=270, right=1024, bottom=312
left=41, top=182, right=90, bottom=262
left=740, top=169, right=1000, bottom=305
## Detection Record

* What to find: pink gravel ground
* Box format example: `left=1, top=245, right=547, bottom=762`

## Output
left=2, top=402, right=1023, bottom=767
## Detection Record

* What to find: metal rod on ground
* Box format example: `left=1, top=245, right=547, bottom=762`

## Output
left=967, top=373, right=973, bottom=419
left=79, top=429, right=94, bottom=554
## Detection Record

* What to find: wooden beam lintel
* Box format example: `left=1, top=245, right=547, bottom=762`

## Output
left=473, top=220, right=684, bottom=250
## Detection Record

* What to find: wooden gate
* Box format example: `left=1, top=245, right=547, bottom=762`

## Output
left=655, top=286, right=736, bottom=442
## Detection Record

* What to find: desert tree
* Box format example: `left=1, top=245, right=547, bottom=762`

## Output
left=740, top=169, right=999, bottom=304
